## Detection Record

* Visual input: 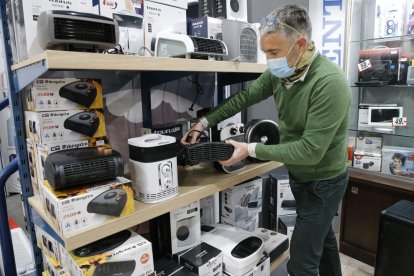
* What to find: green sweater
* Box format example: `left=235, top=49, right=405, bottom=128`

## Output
left=205, top=54, right=352, bottom=181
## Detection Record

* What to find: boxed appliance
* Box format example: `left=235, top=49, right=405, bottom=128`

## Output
left=190, top=16, right=222, bottom=40
left=201, top=223, right=265, bottom=276
left=221, top=177, right=263, bottom=222
left=198, top=0, right=215, bottom=18
left=150, top=201, right=201, bottom=256
left=221, top=213, right=259, bottom=232
left=42, top=252, right=68, bottom=276
left=278, top=214, right=296, bottom=242
left=25, top=109, right=106, bottom=144
left=147, top=0, right=188, bottom=9
left=358, top=103, right=400, bottom=128
left=353, top=149, right=382, bottom=172
left=155, top=258, right=198, bottom=276
left=8, top=0, right=99, bottom=62
left=23, top=78, right=103, bottom=111
left=213, top=0, right=248, bottom=22
left=374, top=0, right=406, bottom=38
left=128, top=134, right=179, bottom=203
left=200, top=195, right=216, bottom=226
left=65, top=230, right=154, bottom=276
left=178, top=242, right=223, bottom=276
left=356, top=135, right=382, bottom=150
left=252, top=228, right=289, bottom=263
left=35, top=224, right=62, bottom=265
left=143, top=0, right=187, bottom=56
left=223, top=254, right=270, bottom=276
left=35, top=138, right=109, bottom=186
left=113, top=13, right=144, bottom=55
left=99, top=0, right=143, bottom=18
left=381, top=146, right=414, bottom=177
left=27, top=139, right=38, bottom=194
left=39, top=177, right=134, bottom=236
left=276, top=178, right=296, bottom=218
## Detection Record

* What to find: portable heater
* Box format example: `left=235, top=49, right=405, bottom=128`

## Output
left=201, top=223, right=264, bottom=276
left=222, top=19, right=258, bottom=63
left=59, top=81, right=97, bottom=107
left=154, top=32, right=228, bottom=59
left=244, top=119, right=280, bottom=162
left=128, top=134, right=179, bottom=203
left=37, top=10, right=119, bottom=52
left=44, top=147, right=124, bottom=190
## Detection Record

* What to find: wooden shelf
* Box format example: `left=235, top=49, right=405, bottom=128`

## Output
left=349, top=167, right=414, bottom=191
left=29, top=161, right=282, bottom=251
left=12, top=50, right=267, bottom=73
left=270, top=250, right=290, bottom=272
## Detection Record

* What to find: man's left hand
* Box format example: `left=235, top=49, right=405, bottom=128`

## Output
left=219, top=139, right=249, bottom=166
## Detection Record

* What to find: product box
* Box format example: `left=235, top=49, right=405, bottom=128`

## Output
left=223, top=254, right=270, bottom=276
left=35, top=138, right=109, bottom=187
left=276, top=178, right=296, bottom=218
left=374, top=0, right=406, bottom=38
left=381, top=146, right=414, bottom=177
left=27, top=139, right=39, bottom=194
left=39, top=177, right=134, bottom=236
left=66, top=230, right=154, bottom=276
left=278, top=214, right=296, bottom=242
left=23, top=78, right=103, bottom=112
left=179, top=242, right=223, bottom=276
left=155, top=258, right=198, bottom=276
left=35, top=224, right=62, bottom=265
left=221, top=177, right=263, bottom=222
left=99, top=0, right=143, bottom=18
left=150, top=201, right=201, bottom=256
left=114, top=13, right=144, bottom=55
left=356, top=135, right=382, bottom=150
left=8, top=0, right=99, bottom=62
left=42, top=252, right=69, bottom=276
left=143, top=1, right=187, bottom=56
left=214, top=0, right=248, bottom=22
left=221, top=213, right=259, bottom=232
left=198, top=0, right=215, bottom=17
left=200, top=195, right=216, bottom=226
left=25, top=109, right=106, bottom=144
left=353, top=149, right=382, bottom=172
left=190, top=16, right=222, bottom=40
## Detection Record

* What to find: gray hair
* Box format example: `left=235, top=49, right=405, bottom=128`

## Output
left=259, top=5, right=312, bottom=41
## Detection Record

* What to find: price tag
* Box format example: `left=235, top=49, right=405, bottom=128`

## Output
left=357, top=59, right=372, bottom=72
left=392, top=117, right=407, bottom=127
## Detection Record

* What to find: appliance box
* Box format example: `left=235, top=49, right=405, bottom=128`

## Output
left=113, top=13, right=144, bottom=55
left=278, top=214, right=297, bottom=242
left=35, top=224, right=63, bottom=266
left=26, top=140, right=38, bottom=194
left=39, top=177, right=134, bottom=236
left=143, top=1, right=187, bottom=56
left=355, top=135, right=382, bottom=151
left=25, top=110, right=106, bottom=144
left=214, top=0, right=248, bottom=22
left=190, top=16, right=222, bottom=40
left=220, top=177, right=263, bottom=223
left=99, top=0, right=143, bottom=18
left=42, top=252, right=68, bottom=276
left=221, top=213, right=259, bottom=232
left=358, top=48, right=401, bottom=84
left=8, top=0, right=99, bottom=62
left=353, top=149, right=382, bottom=172
left=66, top=230, right=154, bottom=276
left=381, top=146, right=414, bottom=177
left=23, top=78, right=103, bottom=112
left=179, top=242, right=223, bottom=276
left=147, top=0, right=188, bottom=9
left=276, top=178, right=296, bottom=219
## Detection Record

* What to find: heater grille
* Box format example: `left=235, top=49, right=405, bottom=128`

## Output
left=240, top=27, right=257, bottom=62
left=191, top=37, right=227, bottom=54
left=54, top=18, right=117, bottom=43
left=62, top=158, right=117, bottom=185
left=185, top=142, right=234, bottom=165
left=231, top=237, right=263, bottom=259
left=139, top=187, right=178, bottom=202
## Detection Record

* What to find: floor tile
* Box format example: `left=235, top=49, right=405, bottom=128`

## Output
left=348, top=257, right=375, bottom=275
left=343, top=265, right=373, bottom=276
left=340, top=252, right=351, bottom=265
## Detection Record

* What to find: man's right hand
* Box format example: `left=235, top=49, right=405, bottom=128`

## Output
left=181, top=121, right=205, bottom=145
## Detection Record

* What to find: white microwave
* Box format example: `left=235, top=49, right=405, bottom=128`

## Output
left=367, top=106, right=403, bottom=127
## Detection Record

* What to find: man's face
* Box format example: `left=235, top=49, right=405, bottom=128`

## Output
left=260, top=32, right=305, bottom=67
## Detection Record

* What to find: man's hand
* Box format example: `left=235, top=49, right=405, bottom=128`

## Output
left=181, top=122, right=205, bottom=145
left=219, top=139, right=249, bottom=166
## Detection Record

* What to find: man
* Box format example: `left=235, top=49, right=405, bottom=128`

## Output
left=181, top=4, right=351, bottom=276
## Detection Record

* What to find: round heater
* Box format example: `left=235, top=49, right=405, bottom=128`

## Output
left=128, top=134, right=179, bottom=203
left=244, top=119, right=280, bottom=162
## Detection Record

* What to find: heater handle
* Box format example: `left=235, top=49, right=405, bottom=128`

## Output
left=144, top=134, right=164, bottom=143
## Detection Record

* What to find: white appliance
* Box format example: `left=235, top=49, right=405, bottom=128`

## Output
left=222, top=19, right=258, bottom=63
left=113, top=13, right=143, bottom=55
left=176, top=216, right=197, bottom=248
left=251, top=23, right=266, bottom=64
left=225, top=0, right=247, bottom=22
left=128, top=134, right=178, bottom=203
left=154, top=32, right=228, bottom=59
left=252, top=228, right=289, bottom=263
left=201, top=223, right=264, bottom=276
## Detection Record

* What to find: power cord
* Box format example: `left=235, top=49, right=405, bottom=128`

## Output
left=186, top=73, right=204, bottom=111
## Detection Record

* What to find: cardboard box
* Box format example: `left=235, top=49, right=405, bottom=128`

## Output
left=35, top=138, right=109, bottom=187
left=8, top=0, right=99, bottom=62
left=278, top=214, right=296, bottom=242
left=27, top=139, right=39, bottom=194
left=221, top=177, right=263, bottom=222
left=353, top=149, right=382, bottom=172
left=42, top=252, right=69, bottom=276
left=381, top=146, right=414, bottom=177
left=66, top=230, right=154, bottom=276
left=221, top=213, right=259, bottom=232
left=143, top=1, right=187, bottom=56
left=99, top=0, right=143, bottom=18
left=200, top=195, right=216, bottom=226
left=179, top=242, right=223, bottom=276
left=23, top=78, right=103, bottom=111
left=147, top=0, right=188, bottom=9
left=276, top=178, right=296, bottom=218
left=356, top=135, right=382, bottom=151
left=35, top=224, right=62, bottom=265
left=39, top=177, right=134, bottom=236
left=25, top=110, right=106, bottom=144
left=190, top=16, right=222, bottom=40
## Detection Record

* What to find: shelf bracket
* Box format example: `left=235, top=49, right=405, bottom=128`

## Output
left=13, top=60, right=48, bottom=92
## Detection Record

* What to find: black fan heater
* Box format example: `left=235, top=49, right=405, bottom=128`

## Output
left=44, top=147, right=124, bottom=190
left=181, top=142, right=234, bottom=166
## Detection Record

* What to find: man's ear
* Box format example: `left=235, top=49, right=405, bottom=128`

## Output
left=296, top=37, right=308, bottom=51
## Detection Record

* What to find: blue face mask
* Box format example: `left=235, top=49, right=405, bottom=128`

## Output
left=267, top=42, right=300, bottom=78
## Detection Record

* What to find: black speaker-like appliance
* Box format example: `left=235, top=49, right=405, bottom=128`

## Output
left=244, top=119, right=280, bottom=162
left=374, top=200, right=414, bottom=276
left=44, top=148, right=124, bottom=190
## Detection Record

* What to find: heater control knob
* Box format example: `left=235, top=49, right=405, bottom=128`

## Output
left=161, top=164, right=171, bottom=174
left=79, top=114, right=91, bottom=120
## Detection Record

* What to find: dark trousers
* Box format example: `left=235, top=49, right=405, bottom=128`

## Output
left=286, top=169, right=348, bottom=276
